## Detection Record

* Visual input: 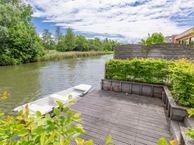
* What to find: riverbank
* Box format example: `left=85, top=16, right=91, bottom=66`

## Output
left=38, top=50, right=113, bottom=62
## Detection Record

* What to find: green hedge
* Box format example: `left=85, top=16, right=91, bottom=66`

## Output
left=105, top=58, right=194, bottom=107
left=171, top=59, right=194, bottom=107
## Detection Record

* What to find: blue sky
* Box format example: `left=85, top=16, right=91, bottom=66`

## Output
left=25, top=0, right=194, bottom=43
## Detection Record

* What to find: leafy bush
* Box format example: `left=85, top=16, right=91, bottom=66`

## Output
left=186, top=128, right=194, bottom=140
left=157, top=138, right=177, bottom=145
left=186, top=108, right=194, bottom=140
left=0, top=0, right=44, bottom=66
left=0, top=101, right=86, bottom=144
left=0, top=97, right=113, bottom=145
left=106, top=59, right=173, bottom=84
left=170, top=59, right=194, bottom=107
left=105, top=58, right=194, bottom=107
left=0, top=54, right=18, bottom=65
left=187, top=108, right=194, bottom=118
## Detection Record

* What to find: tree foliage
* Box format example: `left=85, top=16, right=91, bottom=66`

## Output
left=0, top=0, right=44, bottom=65
left=75, top=35, right=89, bottom=51
left=57, top=28, right=76, bottom=51
left=42, top=29, right=56, bottom=50
left=54, top=28, right=119, bottom=52
left=42, top=27, right=120, bottom=52
left=0, top=0, right=119, bottom=66
left=140, top=32, right=165, bottom=46
left=55, top=26, right=62, bottom=44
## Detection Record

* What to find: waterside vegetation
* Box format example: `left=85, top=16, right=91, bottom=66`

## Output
left=42, top=27, right=119, bottom=52
left=0, top=0, right=119, bottom=66
left=0, top=0, right=44, bottom=66
left=38, top=50, right=113, bottom=62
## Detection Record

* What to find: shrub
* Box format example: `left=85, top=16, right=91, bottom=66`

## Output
left=0, top=96, right=113, bottom=145
left=157, top=138, right=177, bottom=145
left=186, top=128, right=194, bottom=140
left=105, top=59, right=173, bottom=85
left=186, top=108, right=194, bottom=140
left=0, top=100, right=88, bottom=144
left=0, top=54, right=18, bottom=65
left=0, top=1, right=44, bottom=66
left=171, top=59, right=194, bottom=107
left=105, top=58, right=194, bottom=107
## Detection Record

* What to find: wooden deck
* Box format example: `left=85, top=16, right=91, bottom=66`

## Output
left=71, top=90, right=171, bottom=145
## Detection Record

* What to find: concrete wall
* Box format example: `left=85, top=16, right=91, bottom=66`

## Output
left=114, top=44, right=194, bottom=59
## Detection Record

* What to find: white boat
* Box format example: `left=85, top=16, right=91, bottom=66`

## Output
left=13, top=84, right=92, bottom=115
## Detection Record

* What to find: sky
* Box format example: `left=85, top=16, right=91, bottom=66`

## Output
left=23, top=0, right=194, bottom=43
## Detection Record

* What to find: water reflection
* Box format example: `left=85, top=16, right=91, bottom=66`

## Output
left=0, top=62, right=46, bottom=113
left=0, top=55, right=112, bottom=113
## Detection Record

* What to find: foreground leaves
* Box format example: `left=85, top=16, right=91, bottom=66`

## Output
left=158, top=138, right=178, bottom=145
left=186, top=128, right=194, bottom=140
left=0, top=98, right=87, bottom=145
left=185, top=109, right=194, bottom=140
left=0, top=95, right=115, bottom=145
left=187, top=108, right=194, bottom=118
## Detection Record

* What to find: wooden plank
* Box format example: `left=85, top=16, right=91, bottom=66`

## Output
left=70, top=90, right=171, bottom=144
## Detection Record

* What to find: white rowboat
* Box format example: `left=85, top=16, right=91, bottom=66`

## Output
left=13, top=84, right=92, bottom=115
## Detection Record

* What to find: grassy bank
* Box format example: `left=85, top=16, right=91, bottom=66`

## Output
left=38, top=50, right=113, bottom=62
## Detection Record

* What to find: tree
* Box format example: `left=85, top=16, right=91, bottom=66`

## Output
left=42, top=29, right=56, bottom=50
left=75, top=35, right=89, bottom=51
left=102, top=38, right=112, bottom=51
left=0, top=0, right=44, bottom=65
left=151, top=33, right=165, bottom=44
left=110, top=40, right=120, bottom=50
left=57, top=28, right=76, bottom=51
left=44, top=26, right=120, bottom=52
left=0, top=0, right=20, bottom=5
left=140, top=32, right=165, bottom=46
left=55, top=26, right=62, bottom=44
left=88, top=38, right=102, bottom=51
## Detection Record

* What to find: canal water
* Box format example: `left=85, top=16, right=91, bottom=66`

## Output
left=0, top=54, right=112, bottom=113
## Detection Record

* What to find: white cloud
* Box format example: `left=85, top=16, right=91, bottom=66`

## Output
left=24, top=0, right=194, bottom=43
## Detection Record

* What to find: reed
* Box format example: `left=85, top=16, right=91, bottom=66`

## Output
left=38, top=50, right=113, bottom=61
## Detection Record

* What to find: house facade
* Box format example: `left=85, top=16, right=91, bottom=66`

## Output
left=165, top=27, right=194, bottom=44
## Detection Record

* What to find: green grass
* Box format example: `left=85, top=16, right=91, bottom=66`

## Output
left=38, top=50, right=113, bottom=62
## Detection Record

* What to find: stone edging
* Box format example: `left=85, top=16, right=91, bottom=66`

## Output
left=101, top=79, right=164, bottom=98
left=162, top=86, right=188, bottom=121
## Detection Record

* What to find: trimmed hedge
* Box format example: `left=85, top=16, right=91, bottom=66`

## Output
left=105, top=58, right=194, bottom=107
left=171, top=59, right=194, bottom=107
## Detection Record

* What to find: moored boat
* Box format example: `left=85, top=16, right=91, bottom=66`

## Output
left=13, top=84, right=92, bottom=115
